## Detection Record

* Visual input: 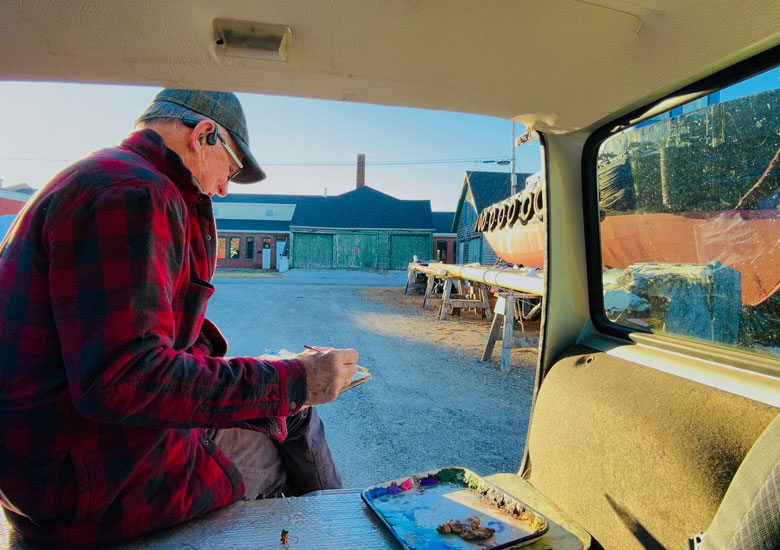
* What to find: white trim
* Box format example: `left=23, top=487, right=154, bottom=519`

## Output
left=0, top=189, right=32, bottom=201
left=216, top=230, right=291, bottom=234
left=290, top=226, right=434, bottom=232
left=433, top=233, right=457, bottom=237
left=582, top=334, right=780, bottom=408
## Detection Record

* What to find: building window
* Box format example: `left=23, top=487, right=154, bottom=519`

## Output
left=436, top=240, right=448, bottom=262
left=217, top=236, right=226, bottom=259
left=262, top=237, right=271, bottom=249
left=229, top=236, right=240, bottom=259
left=246, top=237, right=255, bottom=260
left=265, top=208, right=274, bottom=217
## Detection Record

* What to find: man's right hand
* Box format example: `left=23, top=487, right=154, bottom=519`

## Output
left=297, top=347, right=359, bottom=406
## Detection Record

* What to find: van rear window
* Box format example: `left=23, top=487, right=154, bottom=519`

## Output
left=595, top=66, right=780, bottom=360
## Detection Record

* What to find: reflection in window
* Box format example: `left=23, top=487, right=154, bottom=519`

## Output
left=246, top=237, right=255, bottom=260
left=262, top=237, right=271, bottom=249
left=436, top=240, right=448, bottom=262
left=229, top=237, right=240, bottom=259
left=217, top=236, right=226, bottom=259
left=597, top=66, right=780, bottom=359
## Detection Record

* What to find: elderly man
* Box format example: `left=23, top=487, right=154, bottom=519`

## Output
left=0, top=89, right=357, bottom=546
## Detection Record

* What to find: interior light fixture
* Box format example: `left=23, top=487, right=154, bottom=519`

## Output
left=213, top=19, right=291, bottom=61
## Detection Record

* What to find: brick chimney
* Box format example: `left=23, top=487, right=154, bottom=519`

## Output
left=356, top=154, right=365, bottom=189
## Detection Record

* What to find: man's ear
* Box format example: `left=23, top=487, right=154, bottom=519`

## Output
left=188, top=119, right=217, bottom=153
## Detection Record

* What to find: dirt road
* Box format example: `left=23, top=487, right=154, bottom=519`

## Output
left=208, top=270, right=537, bottom=488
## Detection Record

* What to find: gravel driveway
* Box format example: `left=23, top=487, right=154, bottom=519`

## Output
left=208, top=270, right=537, bottom=489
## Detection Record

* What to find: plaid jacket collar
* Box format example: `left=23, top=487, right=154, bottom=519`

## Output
left=120, top=129, right=203, bottom=201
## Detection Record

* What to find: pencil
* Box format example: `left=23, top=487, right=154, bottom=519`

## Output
left=303, top=345, right=363, bottom=370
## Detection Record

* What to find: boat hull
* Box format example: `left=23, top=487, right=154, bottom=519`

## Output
left=483, top=210, right=780, bottom=306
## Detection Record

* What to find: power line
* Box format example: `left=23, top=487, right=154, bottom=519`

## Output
left=262, top=157, right=510, bottom=166
left=0, top=156, right=511, bottom=166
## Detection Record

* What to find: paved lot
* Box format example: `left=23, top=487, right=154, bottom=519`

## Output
left=208, top=269, right=537, bottom=488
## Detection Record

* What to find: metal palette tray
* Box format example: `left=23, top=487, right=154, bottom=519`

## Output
left=361, top=467, right=549, bottom=550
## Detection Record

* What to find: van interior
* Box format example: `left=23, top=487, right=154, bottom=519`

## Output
left=1, top=1, right=780, bottom=548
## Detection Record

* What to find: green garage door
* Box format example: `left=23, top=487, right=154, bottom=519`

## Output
left=334, top=233, right=378, bottom=268
left=389, top=234, right=431, bottom=270
left=292, top=232, right=333, bottom=268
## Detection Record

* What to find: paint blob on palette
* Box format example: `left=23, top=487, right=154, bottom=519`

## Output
left=362, top=468, right=548, bottom=550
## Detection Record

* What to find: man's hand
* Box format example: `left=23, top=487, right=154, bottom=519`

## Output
left=297, top=347, right=359, bottom=406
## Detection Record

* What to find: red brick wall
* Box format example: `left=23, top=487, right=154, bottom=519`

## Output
left=215, top=232, right=289, bottom=269
left=0, top=197, right=26, bottom=216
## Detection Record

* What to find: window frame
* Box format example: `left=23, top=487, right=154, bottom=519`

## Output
left=246, top=236, right=255, bottom=260
left=228, top=236, right=241, bottom=260
left=581, top=44, right=780, bottom=355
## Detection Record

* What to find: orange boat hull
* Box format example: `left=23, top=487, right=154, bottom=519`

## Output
left=483, top=211, right=780, bottom=306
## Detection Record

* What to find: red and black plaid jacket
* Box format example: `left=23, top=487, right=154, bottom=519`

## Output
left=0, top=129, right=306, bottom=545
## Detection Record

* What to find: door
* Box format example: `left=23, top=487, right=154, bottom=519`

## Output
left=334, top=233, right=378, bottom=268
left=389, top=234, right=431, bottom=270
left=467, top=237, right=481, bottom=264
left=292, top=232, right=333, bottom=268
left=276, top=240, right=286, bottom=269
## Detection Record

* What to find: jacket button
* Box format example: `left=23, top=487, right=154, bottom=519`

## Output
left=206, top=235, right=212, bottom=240
left=289, top=401, right=297, bottom=410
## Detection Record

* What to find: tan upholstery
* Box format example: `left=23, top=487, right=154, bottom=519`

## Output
left=526, top=345, right=778, bottom=550
left=701, top=412, right=780, bottom=550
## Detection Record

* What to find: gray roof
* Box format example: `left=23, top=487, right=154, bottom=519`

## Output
left=216, top=220, right=292, bottom=233
left=467, top=171, right=534, bottom=212
left=451, top=171, right=534, bottom=232
left=212, top=193, right=308, bottom=204
left=290, top=186, right=433, bottom=230
left=432, top=212, right=455, bottom=234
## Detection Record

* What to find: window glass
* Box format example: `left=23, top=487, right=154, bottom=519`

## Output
left=436, top=240, right=448, bottom=262
left=597, top=66, right=780, bottom=359
left=246, top=237, right=255, bottom=260
left=229, top=237, right=240, bottom=259
left=262, top=237, right=271, bottom=249
left=217, top=236, right=226, bottom=259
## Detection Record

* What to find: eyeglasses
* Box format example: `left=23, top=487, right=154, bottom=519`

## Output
left=181, top=117, right=244, bottom=181
left=215, top=132, right=244, bottom=181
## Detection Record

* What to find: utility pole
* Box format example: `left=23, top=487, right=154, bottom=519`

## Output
left=510, top=122, right=516, bottom=195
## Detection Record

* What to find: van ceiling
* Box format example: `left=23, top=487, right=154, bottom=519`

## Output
left=1, top=0, right=779, bottom=133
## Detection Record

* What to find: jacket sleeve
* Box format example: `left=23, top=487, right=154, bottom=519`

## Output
left=45, top=180, right=306, bottom=431
left=187, top=318, right=228, bottom=357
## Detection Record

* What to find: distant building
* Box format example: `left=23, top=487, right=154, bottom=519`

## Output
left=0, top=187, right=33, bottom=217
left=451, top=171, right=532, bottom=264
left=432, top=211, right=456, bottom=263
left=290, top=186, right=433, bottom=270
left=211, top=194, right=305, bottom=270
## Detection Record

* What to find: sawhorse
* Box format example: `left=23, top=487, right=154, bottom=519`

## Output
left=405, top=266, right=428, bottom=295
left=482, top=291, right=540, bottom=371
left=439, top=277, right=492, bottom=321
left=422, top=272, right=443, bottom=309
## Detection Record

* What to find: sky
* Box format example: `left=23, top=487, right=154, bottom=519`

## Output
left=0, top=82, right=542, bottom=212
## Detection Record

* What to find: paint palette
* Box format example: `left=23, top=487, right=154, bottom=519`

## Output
left=362, top=467, right=549, bottom=550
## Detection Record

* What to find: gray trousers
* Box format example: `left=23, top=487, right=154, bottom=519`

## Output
left=206, top=407, right=342, bottom=498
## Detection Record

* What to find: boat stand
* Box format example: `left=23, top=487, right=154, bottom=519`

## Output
left=421, top=273, right=443, bottom=309
left=404, top=265, right=428, bottom=295
left=482, top=291, right=540, bottom=372
left=439, top=277, right=492, bottom=321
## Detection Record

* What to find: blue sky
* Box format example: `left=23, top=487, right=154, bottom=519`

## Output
left=0, top=82, right=542, bottom=212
